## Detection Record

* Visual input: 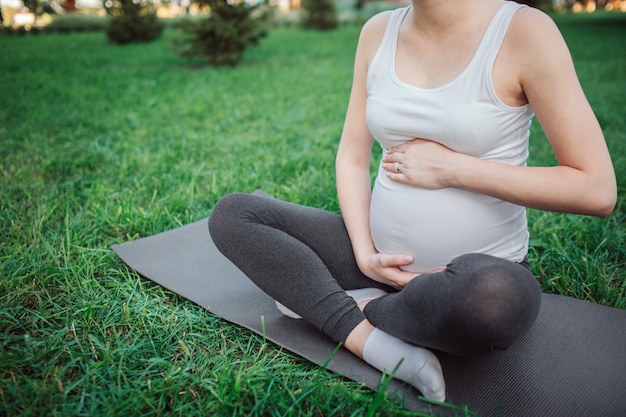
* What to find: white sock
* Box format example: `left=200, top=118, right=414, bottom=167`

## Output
left=363, top=328, right=446, bottom=402
left=275, top=287, right=388, bottom=320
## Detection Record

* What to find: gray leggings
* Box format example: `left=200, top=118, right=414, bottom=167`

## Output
left=209, top=193, right=541, bottom=356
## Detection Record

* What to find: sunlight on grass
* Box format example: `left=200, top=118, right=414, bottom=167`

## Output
left=1, top=12, right=624, bottom=416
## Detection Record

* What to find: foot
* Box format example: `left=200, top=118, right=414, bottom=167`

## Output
left=363, top=328, right=446, bottom=401
left=277, top=291, right=446, bottom=401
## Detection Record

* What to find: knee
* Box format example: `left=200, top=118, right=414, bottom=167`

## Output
left=458, top=254, right=541, bottom=349
left=208, top=193, right=251, bottom=245
left=451, top=254, right=540, bottom=305
left=211, top=192, right=246, bottom=218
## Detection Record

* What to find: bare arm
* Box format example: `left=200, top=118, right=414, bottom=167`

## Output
left=383, top=8, right=616, bottom=217
left=336, top=14, right=417, bottom=289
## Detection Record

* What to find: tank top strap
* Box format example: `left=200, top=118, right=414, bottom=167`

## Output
left=369, top=6, right=410, bottom=76
left=473, top=1, right=527, bottom=69
left=386, top=6, right=410, bottom=44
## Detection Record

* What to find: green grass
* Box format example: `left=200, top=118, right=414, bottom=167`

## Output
left=1, top=11, right=625, bottom=416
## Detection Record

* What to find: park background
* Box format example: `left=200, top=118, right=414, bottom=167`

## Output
left=1, top=0, right=624, bottom=415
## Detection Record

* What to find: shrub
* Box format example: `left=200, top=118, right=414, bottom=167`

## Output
left=300, top=0, right=338, bottom=31
left=106, top=0, right=164, bottom=44
left=44, top=14, right=111, bottom=33
left=172, top=2, right=270, bottom=67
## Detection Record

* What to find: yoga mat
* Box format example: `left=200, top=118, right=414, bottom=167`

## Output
left=112, top=213, right=626, bottom=416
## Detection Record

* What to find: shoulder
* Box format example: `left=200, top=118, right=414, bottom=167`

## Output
left=361, top=9, right=394, bottom=36
left=505, top=6, right=574, bottom=85
left=507, top=6, right=569, bottom=57
left=356, top=10, right=394, bottom=63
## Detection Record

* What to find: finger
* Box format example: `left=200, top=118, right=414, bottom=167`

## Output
left=386, top=270, right=420, bottom=289
left=385, top=171, right=409, bottom=183
left=382, top=153, right=399, bottom=163
left=388, top=138, right=430, bottom=156
left=381, top=162, right=400, bottom=173
left=384, top=148, right=407, bottom=160
left=387, top=143, right=408, bottom=154
left=378, top=254, right=413, bottom=268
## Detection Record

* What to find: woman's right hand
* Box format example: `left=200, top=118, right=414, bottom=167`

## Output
left=360, top=252, right=419, bottom=290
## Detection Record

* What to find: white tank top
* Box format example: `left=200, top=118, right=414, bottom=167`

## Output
left=367, top=2, right=533, bottom=273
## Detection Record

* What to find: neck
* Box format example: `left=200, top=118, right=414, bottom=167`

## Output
left=410, top=0, right=502, bottom=34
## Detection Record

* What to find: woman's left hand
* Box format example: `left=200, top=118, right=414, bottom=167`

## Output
left=382, top=138, right=458, bottom=189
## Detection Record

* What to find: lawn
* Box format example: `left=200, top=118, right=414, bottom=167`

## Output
left=1, top=10, right=624, bottom=416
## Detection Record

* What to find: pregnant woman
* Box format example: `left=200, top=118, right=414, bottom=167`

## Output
left=209, top=0, right=616, bottom=400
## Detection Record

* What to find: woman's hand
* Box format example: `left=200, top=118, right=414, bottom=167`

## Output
left=382, top=139, right=459, bottom=189
left=359, top=252, right=419, bottom=290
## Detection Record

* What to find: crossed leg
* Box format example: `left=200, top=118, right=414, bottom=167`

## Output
left=208, top=193, right=541, bottom=400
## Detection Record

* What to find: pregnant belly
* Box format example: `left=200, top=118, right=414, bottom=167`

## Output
left=369, top=173, right=526, bottom=273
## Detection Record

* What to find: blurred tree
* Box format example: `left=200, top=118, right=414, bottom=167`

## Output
left=301, top=0, right=338, bottom=30
left=355, top=0, right=367, bottom=12
left=106, top=0, right=164, bottom=44
left=173, top=1, right=271, bottom=66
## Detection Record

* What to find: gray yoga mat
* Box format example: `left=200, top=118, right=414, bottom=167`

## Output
left=112, top=215, right=626, bottom=416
